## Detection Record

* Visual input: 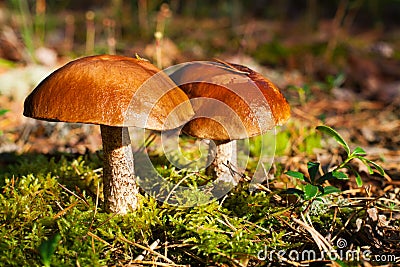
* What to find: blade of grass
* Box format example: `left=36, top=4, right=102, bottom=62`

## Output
left=316, top=126, right=350, bottom=155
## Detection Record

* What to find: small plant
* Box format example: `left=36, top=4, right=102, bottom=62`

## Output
left=285, top=125, right=385, bottom=200
left=322, top=72, right=346, bottom=92
left=39, top=233, right=61, bottom=267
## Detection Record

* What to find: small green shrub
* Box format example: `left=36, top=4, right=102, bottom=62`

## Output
left=285, top=125, right=385, bottom=200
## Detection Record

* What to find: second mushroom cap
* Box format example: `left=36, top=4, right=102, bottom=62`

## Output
left=169, top=61, right=290, bottom=141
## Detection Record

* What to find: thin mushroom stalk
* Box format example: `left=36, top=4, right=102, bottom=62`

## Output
left=206, top=140, right=240, bottom=185
left=101, top=125, right=138, bottom=214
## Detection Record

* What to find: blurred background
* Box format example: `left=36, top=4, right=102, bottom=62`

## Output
left=0, top=0, right=399, bottom=168
left=1, top=1, right=400, bottom=69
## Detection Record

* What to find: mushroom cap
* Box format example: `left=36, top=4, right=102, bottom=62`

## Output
left=23, top=55, right=194, bottom=130
left=169, top=61, right=290, bottom=141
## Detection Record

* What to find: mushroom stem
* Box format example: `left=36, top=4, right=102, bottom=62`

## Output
left=206, top=140, right=240, bottom=185
left=101, top=125, right=138, bottom=214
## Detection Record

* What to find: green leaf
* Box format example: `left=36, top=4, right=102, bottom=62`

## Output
left=321, top=186, right=341, bottom=195
left=355, top=156, right=374, bottom=174
left=316, top=125, right=350, bottom=155
left=352, top=146, right=366, bottom=156
left=285, top=171, right=305, bottom=181
left=317, top=172, right=334, bottom=184
left=364, top=158, right=385, bottom=176
left=304, top=184, right=319, bottom=199
left=355, top=175, right=363, bottom=187
left=317, top=171, right=348, bottom=184
left=354, top=156, right=385, bottom=177
left=332, top=171, right=348, bottom=180
left=39, top=233, right=61, bottom=267
left=353, top=170, right=363, bottom=187
left=307, top=162, right=320, bottom=182
left=282, top=188, right=304, bottom=196
left=346, top=165, right=363, bottom=187
left=333, top=72, right=346, bottom=88
left=0, top=109, right=9, bottom=116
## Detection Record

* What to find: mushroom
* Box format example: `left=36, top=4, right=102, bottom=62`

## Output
left=23, top=55, right=194, bottom=214
left=169, top=61, right=290, bottom=185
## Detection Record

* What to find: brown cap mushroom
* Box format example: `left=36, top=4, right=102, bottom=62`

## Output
left=169, top=60, right=290, bottom=185
left=24, top=54, right=194, bottom=214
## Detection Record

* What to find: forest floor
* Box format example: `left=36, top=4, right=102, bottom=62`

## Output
left=0, top=11, right=399, bottom=266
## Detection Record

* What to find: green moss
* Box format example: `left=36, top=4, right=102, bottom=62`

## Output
left=0, top=131, right=392, bottom=265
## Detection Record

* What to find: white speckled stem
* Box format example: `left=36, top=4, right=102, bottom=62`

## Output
left=206, top=140, right=239, bottom=185
left=101, top=125, right=138, bottom=214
